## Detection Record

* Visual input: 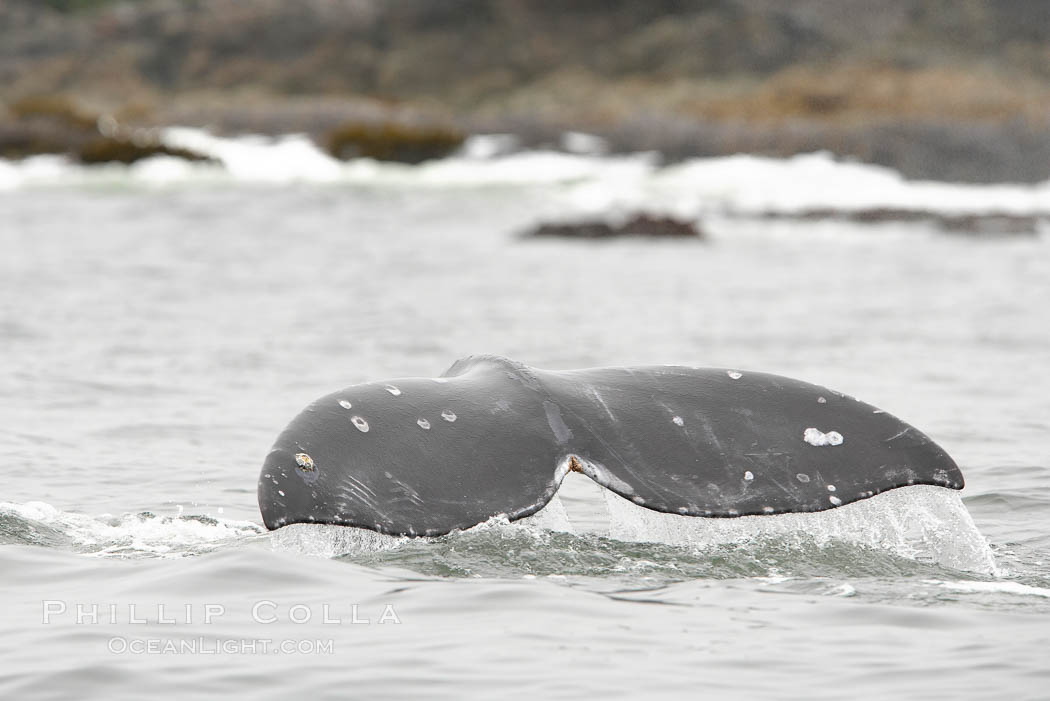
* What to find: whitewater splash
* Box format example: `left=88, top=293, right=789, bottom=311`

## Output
left=269, top=521, right=408, bottom=559
left=269, top=474, right=996, bottom=575
left=518, top=476, right=997, bottom=575
left=596, top=483, right=997, bottom=575
left=2, top=128, right=1050, bottom=222
left=0, top=501, right=263, bottom=558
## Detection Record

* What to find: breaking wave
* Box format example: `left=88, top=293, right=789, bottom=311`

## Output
left=2, top=129, right=1049, bottom=222
left=0, top=501, right=264, bottom=558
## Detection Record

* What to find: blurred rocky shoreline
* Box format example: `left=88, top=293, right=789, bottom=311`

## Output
left=3, top=0, right=1050, bottom=182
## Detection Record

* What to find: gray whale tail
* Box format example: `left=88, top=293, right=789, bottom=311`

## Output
left=259, top=355, right=962, bottom=535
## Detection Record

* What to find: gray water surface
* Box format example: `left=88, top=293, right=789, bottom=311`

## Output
left=1, top=183, right=1049, bottom=699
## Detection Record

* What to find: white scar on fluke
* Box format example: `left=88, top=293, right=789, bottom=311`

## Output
left=803, top=427, right=844, bottom=446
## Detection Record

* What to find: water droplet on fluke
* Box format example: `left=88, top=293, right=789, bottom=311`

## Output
left=351, top=416, right=370, bottom=433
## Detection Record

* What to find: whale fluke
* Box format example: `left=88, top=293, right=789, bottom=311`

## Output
left=258, top=355, right=963, bottom=535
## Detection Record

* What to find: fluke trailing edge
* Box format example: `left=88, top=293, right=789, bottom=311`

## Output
left=258, top=355, right=963, bottom=535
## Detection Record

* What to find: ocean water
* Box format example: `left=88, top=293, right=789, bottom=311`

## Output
left=1, top=136, right=1049, bottom=699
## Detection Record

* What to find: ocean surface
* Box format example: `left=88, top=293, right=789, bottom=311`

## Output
left=1, top=134, right=1049, bottom=699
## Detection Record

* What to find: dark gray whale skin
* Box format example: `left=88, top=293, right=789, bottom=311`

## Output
left=258, top=355, right=963, bottom=535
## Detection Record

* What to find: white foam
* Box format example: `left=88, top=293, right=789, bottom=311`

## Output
left=161, top=128, right=343, bottom=182
left=458, top=133, right=520, bottom=160
left=654, top=151, right=1050, bottom=216
left=0, top=501, right=262, bottom=558
left=0, top=158, right=18, bottom=190
left=560, top=131, right=609, bottom=156
left=161, top=127, right=654, bottom=188
left=2, top=128, right=1045, bottom=219
left=929, top=579, right=1050, bottom=599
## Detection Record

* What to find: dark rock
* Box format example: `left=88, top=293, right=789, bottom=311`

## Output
left=0, top=121, right=75, bottom=159
left=324, top=121, right=464, bottom=163
left=526, top=214, right=704, bottom=240
left=8, top=94, right=98, bottom=130
left=937, top=213, right=1043, bottom=236
left=77, top=136, right=212, bottom=165
left=1, top=94, right=211, bottom=164
left=766, top=208, right=1043, bottom=236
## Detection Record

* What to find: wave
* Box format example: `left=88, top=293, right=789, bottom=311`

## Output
left=0, top=501, right=263, bottom=558
left=3, top=129, right=1050, bottom=221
